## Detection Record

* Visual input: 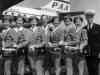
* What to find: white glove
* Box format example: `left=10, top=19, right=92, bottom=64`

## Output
left=98, top=53, right=100, bottom=59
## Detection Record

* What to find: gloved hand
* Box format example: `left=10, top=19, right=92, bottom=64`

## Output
left=98, top=53, right=100, bottom=58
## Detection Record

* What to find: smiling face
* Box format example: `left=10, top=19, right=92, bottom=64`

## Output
left=10, top=20, right=17, bottom=28
left=86, top=16, right=94, bottom=24
left=74, top=16, right=83, bottom=27
left=11, top=20, right=16, bottom=25
left=30, top=18, right=38, bottom=25
left=30, top=17, right=39, bottom=28
left=4, top=19, right=10, bottom=24
left=16, top=17, right=24, bottom=24
left=53, top=17, right=61, bottom=27
left=64, top=17, right=72, bottom=26
left=16, top=17, right=24, bottom=28
left=41, top=15, right=49, bottom=24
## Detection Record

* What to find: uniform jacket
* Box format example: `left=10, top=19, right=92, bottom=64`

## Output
left=84, top=23, right=100, bottom=56
left=29, top=26, right=47, bottom=45
left=1, top=28, right=20, bottom=48
left=18, top=27, right=33, bottom=48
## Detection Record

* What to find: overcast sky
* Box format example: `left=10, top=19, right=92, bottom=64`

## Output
left=17, top=0, right=100, bottom=23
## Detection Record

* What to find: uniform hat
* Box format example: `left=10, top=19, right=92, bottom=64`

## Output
left=85, top=9, right=96, bottom=17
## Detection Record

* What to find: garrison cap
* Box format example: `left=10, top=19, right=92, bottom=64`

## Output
left=85, top=9, right=96, bottom=17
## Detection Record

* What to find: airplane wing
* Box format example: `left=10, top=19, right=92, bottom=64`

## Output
left=3, top=0, right=71, bottom=17
left=3, top=6, right=58, bottom=17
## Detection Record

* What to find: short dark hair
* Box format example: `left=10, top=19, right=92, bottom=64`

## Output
left=74, top=16, right=83, bottom=23
left=29, top=16, right=41, bottom=26
left=10, top=16, right=17, bottom=22
left=16, top=16, right=25, bottom=23
left=64, top=16, right=73, bottom=22
left=50, top=16, right=61, bottom=23
left=40, top=15, right=48, bottom=20
left=29, top=16, right=39, bottom=23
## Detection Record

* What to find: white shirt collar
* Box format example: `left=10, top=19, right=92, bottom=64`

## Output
left=88, top=23, right=93, bottom=29
left=2, top=27, right=11, bottom=33
left=30, top=26, right=37, bottom=32
left=14, top=28, right=19, bottom=32
left=19, top=27, right=24, bottom=31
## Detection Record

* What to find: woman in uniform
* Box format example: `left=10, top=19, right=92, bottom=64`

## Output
left=73, top=16, right=88, bottom=75
left=28, top=17, right=47, bottom=75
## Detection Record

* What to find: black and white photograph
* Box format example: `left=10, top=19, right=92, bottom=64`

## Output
left=0, top=0, right=100, bottom=75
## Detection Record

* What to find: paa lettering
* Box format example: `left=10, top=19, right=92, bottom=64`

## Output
left=51, top=1, right=69, bottom=11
